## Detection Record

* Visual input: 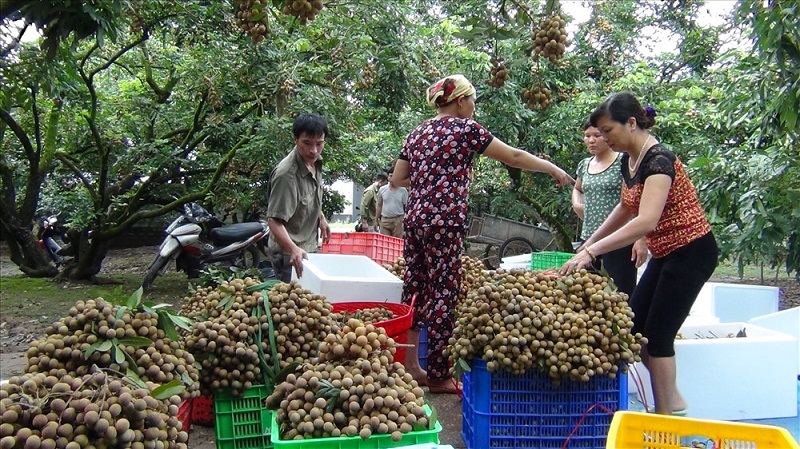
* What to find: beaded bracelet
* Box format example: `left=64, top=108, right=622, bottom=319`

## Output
left=583, top=246, right=597, bottom=261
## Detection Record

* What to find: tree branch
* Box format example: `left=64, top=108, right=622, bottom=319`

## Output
left=0, top=108, right=35, bottom=162
left=140, top=42, right=178, bottom=103
left=55, top=152, right=99, bottom=204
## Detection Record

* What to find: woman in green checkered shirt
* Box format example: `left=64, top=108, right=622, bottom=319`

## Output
left=571, top=120, right=648, bottom=296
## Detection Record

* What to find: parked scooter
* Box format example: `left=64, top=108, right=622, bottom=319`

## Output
left=142, top=203, right=269, bottom=289
left=38, top=215, right=75, bottom=267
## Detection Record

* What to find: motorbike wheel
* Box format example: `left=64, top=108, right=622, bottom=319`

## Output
left=233, top=246, right=261, bottom=270
left=142, top=256, right=170, bottom=290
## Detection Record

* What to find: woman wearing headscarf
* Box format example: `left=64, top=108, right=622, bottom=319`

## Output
left=394, top=74, right=574, bottom=393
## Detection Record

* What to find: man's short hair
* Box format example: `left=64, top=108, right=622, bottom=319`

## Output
left=293, top=114, right=329, bottom=138
left=376, top=172, right=388, bottom=181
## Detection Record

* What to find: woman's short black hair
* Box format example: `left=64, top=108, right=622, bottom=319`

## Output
left=292, top=114, right=329, bottom=138
left=590, top=92, right=655, bottom=130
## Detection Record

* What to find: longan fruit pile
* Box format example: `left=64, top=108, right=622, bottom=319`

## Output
left=332, top=307, right=395, bottom=326
left=180, top=278, right=263, bottom=321
left=234, top=0, right=269, bottom=43
left=383, top=257, right=405, bottom=279
left=186, top=308, right=264, bottom=396
left=184, top=280, right=335, bottom=396
left=485, top=57, right=509, bottom=88
left=318, top=319, right=396, bottom=363
left=265, top=281, right=336, bottom=368
left=0, top=371, right=188, bottom=449
left=280, top=0, right=324, bottom=25
left=266, top=320, right=428, bottom=441
left=25, top=298, right=200, bottom=401
left=448, top=268, right=647, bottom=381
left=533, top=15, right=568, bottom=62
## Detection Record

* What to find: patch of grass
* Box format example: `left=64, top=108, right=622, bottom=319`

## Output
left=0, top=272, right=191, bottom=329
left=713, top=259, right=793, bottom=281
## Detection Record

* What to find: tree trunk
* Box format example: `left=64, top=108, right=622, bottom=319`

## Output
left=61, top=232, right=110, bottom=282
left=0, top=219, right=58, bottom=277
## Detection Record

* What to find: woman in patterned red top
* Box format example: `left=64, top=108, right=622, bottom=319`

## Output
left=394, top=74, right=573, bottom=393
left=561, top=92, right=718, bottom=415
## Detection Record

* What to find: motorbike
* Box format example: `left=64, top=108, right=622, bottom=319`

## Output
left=142, top=202, right=270, bottom=289
left=38, top=215, right=75, bottom=267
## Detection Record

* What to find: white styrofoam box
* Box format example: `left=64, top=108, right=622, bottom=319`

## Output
left=749, top=307, right=800, bottom=376
left=633, top=322, right=797, bottom=420
left=501, top=253, right=532, bottom=264
left=499, top=262, right=530, bottom=270
left=292, top=253, right=403, bottom=303
left=681, top=314, right=720, bottom=327
left=690, top=282, right=715, bottom=317
left=711, top=282, right=779, bottom=323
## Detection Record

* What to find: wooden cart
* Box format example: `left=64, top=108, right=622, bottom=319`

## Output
left=467, top=214, right=558, bottom=269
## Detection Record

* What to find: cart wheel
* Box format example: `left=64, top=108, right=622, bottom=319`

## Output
left=500, top=237, right=536, bottom=260
left=482, top=243, right=500, bottom=270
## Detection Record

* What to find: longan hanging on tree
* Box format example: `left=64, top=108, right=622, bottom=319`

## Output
left=522, top=84, right=553, bottom=110
left=281, top=0, right=324, bottom=25
left=532, top=14, right=569, bottom=63
left=485, top=57, right=510, bottom=88
left=234, top=0, right=270, bottom=43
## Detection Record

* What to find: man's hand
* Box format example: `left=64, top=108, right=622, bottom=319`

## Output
left=319, top=215, right=331, bottom=243
left=290, top=247, right=308, bottom=278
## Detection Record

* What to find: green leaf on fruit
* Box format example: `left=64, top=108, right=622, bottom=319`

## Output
left=150, top=380, right=185, bottom=400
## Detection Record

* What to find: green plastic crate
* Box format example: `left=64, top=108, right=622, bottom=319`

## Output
left=270, top=404, right=441, bottom=449
left=215, top=385, right=273, bottom=449
left=530, top=251, right=574, bottom=271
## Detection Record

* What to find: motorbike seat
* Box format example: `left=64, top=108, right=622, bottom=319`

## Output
left=210, top=222, right=265, bottom=245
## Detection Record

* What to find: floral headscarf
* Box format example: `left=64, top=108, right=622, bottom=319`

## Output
left=426, top=74, right=475, bottom=108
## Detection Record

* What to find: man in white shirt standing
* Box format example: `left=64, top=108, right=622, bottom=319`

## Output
left=376, top=165, right=408, bottom=238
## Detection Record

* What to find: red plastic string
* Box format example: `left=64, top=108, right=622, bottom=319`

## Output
left=561, top=402, right=615, bottom=449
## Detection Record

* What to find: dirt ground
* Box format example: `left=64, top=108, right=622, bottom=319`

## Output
left=1, top=244, right=798, bottom=448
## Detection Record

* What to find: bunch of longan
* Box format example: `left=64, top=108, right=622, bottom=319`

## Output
left=234, top=0, right=269, bottom=43
left=25, top=298, right=200, bottom=401
left=185, top=280, right=335, bottom=396
left=280, top=0, right=324, bottom=24
left=0, top=371, right=188, bottom=449
left=448, top=268, right=647, bottom=381
left=533, top=15, right=569, bottom=63
left=267, top=320, right=428, bottom=441
left=332, top=308, right=396, bottom=327
left=265, top=281, right=336, bottom=368
left=522, top=84, right=553, bottom=110
left=485, top=58, right=510, bottom=88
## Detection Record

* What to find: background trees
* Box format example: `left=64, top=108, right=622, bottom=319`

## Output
left=1, top=0, right=797, bottom=280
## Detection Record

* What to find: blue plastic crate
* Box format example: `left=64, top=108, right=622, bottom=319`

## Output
left=461, top=359, right=627, bottom=449
left=418, top=325, right=428, bottom=370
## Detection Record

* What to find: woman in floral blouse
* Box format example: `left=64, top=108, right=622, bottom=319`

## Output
left=562, top=92, right=718, bottom=415
left=394, top=74, right=573, bottom=393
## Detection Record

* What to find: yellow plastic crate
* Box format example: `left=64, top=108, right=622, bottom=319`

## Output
left=606, top=411, right=800, bottom=449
